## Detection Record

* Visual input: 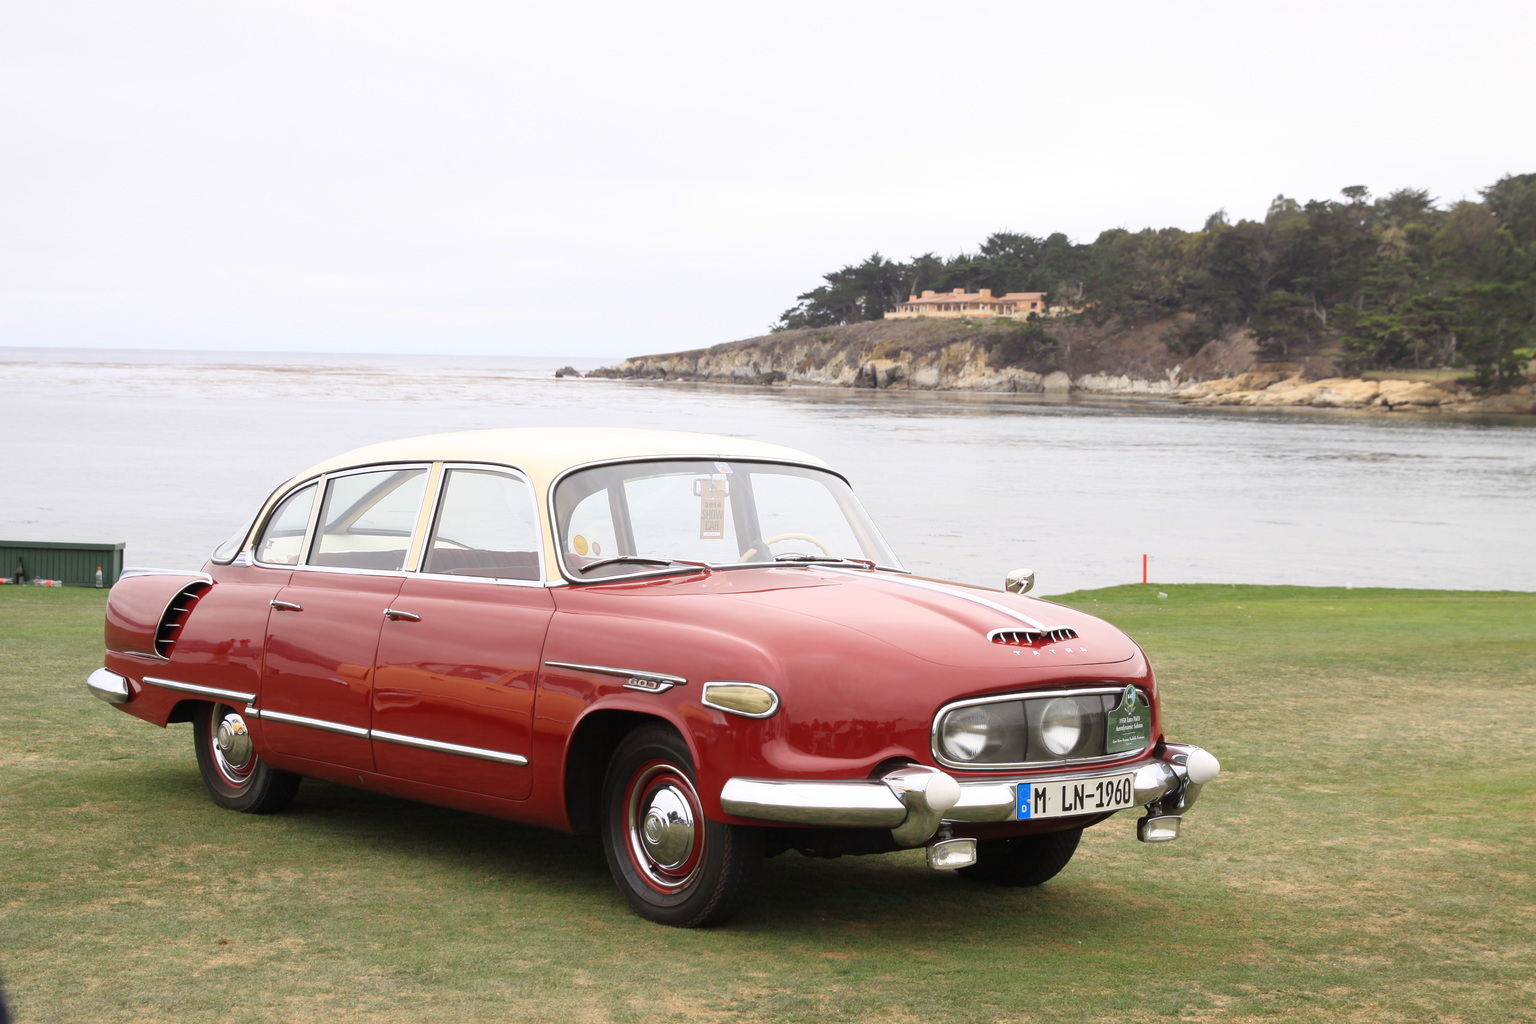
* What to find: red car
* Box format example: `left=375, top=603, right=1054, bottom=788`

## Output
left=88, top=427, right=1218, bottom=927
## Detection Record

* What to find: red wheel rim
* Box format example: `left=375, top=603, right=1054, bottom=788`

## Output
left=623, top=760, right=705, bottom=893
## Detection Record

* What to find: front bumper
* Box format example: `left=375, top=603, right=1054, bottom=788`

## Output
left=720, top=742, right=1220, bottom=848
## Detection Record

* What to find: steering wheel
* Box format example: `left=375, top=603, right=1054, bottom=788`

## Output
left=739, top=532, right=833, bottom=562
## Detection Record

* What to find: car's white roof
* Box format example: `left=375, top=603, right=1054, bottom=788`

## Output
left=292, top=427, right=832, bottom=494
left=241, top=428, right=845, bottom=584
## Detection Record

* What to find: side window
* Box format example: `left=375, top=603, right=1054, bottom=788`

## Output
left=424, top=469, right=541, bottom=580
left=311, top=468, right=428, bottom=571
left=255, top=483, right=318, bottom=566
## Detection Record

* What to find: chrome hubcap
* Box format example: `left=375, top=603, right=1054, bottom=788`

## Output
left=626, top=763, right=703, bottom=891
left=214, top=711, right=254, bottom=779
left=640, top=785, right=696, bottom=870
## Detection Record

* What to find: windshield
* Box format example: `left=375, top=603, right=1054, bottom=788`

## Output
left=552, top=459, right=901, bottom=579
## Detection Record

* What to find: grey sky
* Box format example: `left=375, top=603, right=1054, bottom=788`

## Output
left=3, top=0, right=1532, bottom=359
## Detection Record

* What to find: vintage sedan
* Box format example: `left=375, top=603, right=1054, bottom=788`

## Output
left=87, top=427, right=1218, bottom=926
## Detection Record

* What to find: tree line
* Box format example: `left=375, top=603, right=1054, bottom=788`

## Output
left=774, top=174, right=1536, bottom=387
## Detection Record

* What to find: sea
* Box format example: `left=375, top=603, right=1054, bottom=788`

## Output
left=3, top=347, right=1534, bottom=595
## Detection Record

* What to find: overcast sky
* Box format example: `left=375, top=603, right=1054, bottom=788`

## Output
left=3, top=0, right=1533, bottom=360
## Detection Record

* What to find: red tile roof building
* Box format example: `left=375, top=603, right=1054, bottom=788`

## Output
left=884, top=288, right=1055, bottom=320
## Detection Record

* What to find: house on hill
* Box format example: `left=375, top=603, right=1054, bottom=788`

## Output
left=884, top=288, right=1053, bottom=321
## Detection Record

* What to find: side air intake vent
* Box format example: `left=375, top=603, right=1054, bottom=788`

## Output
left=988, top=626, right=1079, bottom=646
left=154, top=582, right=211, bottom=658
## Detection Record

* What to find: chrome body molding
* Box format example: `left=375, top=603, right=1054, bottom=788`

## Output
left=543, top=661, right=687, bottom=691
left=141, top=676, right=257, bottom=706
left=120, top=567, right=214, bottom=584
left=721, top=745, right=1220, bottom=846
left=244, top=707, right=370, bottom=739
left=86, top=668, right=132, bottom=704
left=371, top=730, right=528, bottom=766
left=235, top=710, right=529, bottom=765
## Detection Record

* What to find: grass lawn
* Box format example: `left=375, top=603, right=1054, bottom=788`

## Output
left=2, top=584, right=1533, bottom=1023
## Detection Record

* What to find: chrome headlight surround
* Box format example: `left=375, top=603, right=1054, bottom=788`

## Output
left=931, top=686, right=1151, bottom=770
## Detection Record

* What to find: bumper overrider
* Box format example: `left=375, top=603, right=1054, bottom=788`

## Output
left=720, top=743, right=1220, bottom=870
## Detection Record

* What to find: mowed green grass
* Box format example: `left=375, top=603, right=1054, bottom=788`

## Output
left=2, top=584, right=1533, bottom=1023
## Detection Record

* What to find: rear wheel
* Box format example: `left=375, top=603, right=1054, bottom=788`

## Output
left=958, top=828, right=1082, bottom=887
left=192, top=702, right=301, bottom=814
left=601, top=724, right=762, bottom=927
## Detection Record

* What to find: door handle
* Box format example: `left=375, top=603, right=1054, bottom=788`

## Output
left=270, top=599, right=302, bottom=612
left=383, top=608, right=420, bottom=622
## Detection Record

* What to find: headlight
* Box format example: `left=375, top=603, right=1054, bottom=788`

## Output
left=939, top=705, right=1005, bottom=762
left=1038, top=697, right=1086, bottom=756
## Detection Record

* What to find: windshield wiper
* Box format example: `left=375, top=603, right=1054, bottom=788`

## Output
left=575, top=556, right=713, bottom=575
left=771, top=554, right=875, bottom=568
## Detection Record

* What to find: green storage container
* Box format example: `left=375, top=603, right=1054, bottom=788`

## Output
left=1, top=541, right=126, bottom=588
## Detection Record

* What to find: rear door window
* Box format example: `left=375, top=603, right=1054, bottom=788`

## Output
left=310, top=468, right=428, bottom=572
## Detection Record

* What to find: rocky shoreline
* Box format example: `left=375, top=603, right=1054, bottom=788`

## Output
left=587, top=320, right=1536, bottom=416
left=1169, top=370, right=1536, bottom=414
left=590, top=361, right=1536, bottom=417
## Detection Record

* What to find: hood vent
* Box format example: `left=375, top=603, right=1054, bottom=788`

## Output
left=989, top=626, right=1078, bottom=647
left=154, top=582, right=211, bottom=658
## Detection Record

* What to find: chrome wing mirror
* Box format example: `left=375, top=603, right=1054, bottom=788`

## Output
left=1005, top=568, right=1035, bottom=595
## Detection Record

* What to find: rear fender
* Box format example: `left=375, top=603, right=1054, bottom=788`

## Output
left=104, top=569, right=214, bottom=660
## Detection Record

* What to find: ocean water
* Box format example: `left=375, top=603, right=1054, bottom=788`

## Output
left=3, top=347, right=1534, bottom=594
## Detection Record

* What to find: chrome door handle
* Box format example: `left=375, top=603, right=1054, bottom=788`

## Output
left=383, top=608, right=420, bottom=622
left=270, top=600, right=302, bottom=612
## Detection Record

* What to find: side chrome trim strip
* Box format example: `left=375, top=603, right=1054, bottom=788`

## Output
left=241, top=709, right=530, bottom=766
left=544, top=661, right=687, bottom=687
left=121, top=568, right=215, bottom=584
left=246, top=707, right=370, bottom=739
left=142, top=676, right=257, bottom=705
left=371, top=730, right=528, bottom=766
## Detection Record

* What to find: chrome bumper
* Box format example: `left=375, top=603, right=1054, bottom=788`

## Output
left=87, top=668, right=131, bottom=704
left=720, top=743, right=1220, bottom=849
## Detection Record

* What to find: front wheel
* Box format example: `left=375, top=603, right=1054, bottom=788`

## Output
left=192, top=702, right=301, bottom=814
left=601, top=724, right=762, bottom=927
left=958, top=827, right=1082, bottom=887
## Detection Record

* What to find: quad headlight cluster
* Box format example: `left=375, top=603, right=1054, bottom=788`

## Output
left=933, top=688, right=1142, bottom=768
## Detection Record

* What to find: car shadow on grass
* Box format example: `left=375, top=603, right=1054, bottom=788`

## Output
left=123, top=760, right=1137, bottom=936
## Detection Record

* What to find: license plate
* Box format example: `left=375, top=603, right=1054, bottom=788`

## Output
left=1016, top=772, right=1136, bottom=820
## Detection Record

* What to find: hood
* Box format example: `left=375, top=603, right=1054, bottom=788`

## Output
left=581, top=566, right=1139, bottom=670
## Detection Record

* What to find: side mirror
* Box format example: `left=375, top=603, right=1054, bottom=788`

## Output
left=1005, top=568, right=1035, bottom=595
